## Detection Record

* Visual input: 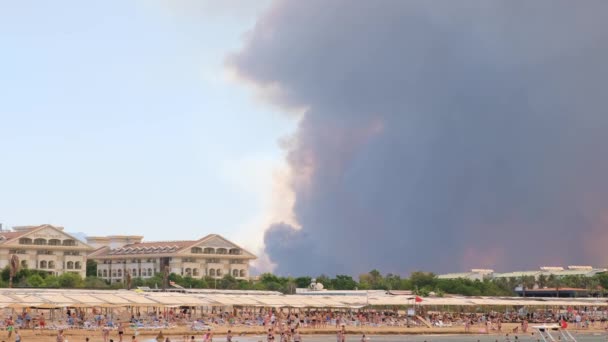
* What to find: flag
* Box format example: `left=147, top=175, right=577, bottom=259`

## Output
left=415, top=296, right=423, bottom=303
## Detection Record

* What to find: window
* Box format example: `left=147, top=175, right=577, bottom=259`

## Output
left=40, top=261, right=47, bottom=269
left=230, top=260, right=244, bottom=264
left=229, top=248, right=241, bottom=255
left=37, top=250, right=54, bottom=255
left=103, top=270, right=108, bottom=277
left=232, top=269, right=238, bottom=277
left=182, top=258, right=195, bottom=263
left=49, top=239, right=61, bottom=246
left=193, top=268, right=199, bottom=276
left=216, top=268, right=222, bottom=276
left=62, top=239, right=76, bottom=246
left=203, top=248, right=215, bottom=254
left=216, top=248, right=227, bottom=255
left=240, top=270, right=245, bottom=277
left=207, top=259, right=220, bottom=264
left=117, top=269, right=122, bottom=277
left=185, top=268, right=192, bottom=276
left=209, top=269, right=216, bottom=276
left=141, top=269, right=147, bottom=277
left=21, top=260, right=27, bottom=268
left=191, top=247, right=203, bottom=254
left=112, top=270, right=116, bottom=277
left=98, top=270, right=102, bottom=277
left=75, top=261, right=81, bottom=269
left=19, top=238, right=32, bottom=245
left=148, top=268, right=153, bottom=276
left=64, top=251, right=80, bottom=256
left=48, top=261, right=55, bottom=269
left=66, top=261, right=74, bottom=269
left=34, top=238, right=47, bottom=245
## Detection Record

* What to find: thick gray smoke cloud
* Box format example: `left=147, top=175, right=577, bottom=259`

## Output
left=230, top=1, right=608, bottom=276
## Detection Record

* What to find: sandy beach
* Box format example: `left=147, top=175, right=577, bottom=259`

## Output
left=4, top=324, right=607, bottom=342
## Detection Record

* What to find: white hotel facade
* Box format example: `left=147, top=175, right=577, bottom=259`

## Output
left=88, top=234, right=256, bottom=283
left=0, top=224, right=92, bottom=278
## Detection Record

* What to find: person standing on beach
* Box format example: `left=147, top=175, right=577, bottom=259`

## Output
left=226, top=329, right=232, bottom=342
left=117, top=322, right=124, bottom=342
left=56, top=329, right=65, bottom=342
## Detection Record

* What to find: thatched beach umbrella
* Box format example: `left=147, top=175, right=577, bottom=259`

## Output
left=9, top=254, right=20, bottom=288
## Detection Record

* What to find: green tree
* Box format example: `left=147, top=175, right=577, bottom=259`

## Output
left=410, top=271, right=436, bottom=290
left=220, top=275, right=239, bottom=289
left=295, top=276, right=312, bottom=289
left=58, top=272, right=84, bottom=288
left=26, top=274, right=45, bottom=287
left=86, top=260, right=98, bottom=277
left=331, top=275, right=358, bottom=290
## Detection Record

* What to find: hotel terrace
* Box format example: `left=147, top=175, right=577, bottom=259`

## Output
left=88, top=234, right=256, bottom=283
left=0, top=224, right=93, bottom=278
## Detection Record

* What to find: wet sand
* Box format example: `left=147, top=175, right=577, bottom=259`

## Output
left=4, top=324, right=607, bottom=342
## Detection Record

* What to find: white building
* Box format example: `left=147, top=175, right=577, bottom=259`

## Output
left=88, top=234, right=256, bottom=283
left=0, top=224, right=92, bottom=278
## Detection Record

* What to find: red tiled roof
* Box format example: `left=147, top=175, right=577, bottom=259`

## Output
left=0, top=231, right=29, bottom=241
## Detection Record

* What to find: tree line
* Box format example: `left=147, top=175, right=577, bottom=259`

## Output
left=1, top=262, right=607, bottom=297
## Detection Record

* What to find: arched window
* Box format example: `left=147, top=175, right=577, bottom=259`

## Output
left=229, top=248, right=241, bottom=255
left=103, top=270, right=108, bottom=277
left=216, top=268, right=222, bottom=276
left=191, top=247, right=203, bottom=254
left=193, top=268, right=199, bottom=276
left=117, top=269, right=122, bottom=277
left=75, top=261, right=81, bottom=269
left=48, top=239, right=61, bottom=246
left=240, top=270, right=245, bottom=278
left=40, top=260, right=47, bottom=269
left=216, top=248, right=227, bottom=255
left=63, top=239, right=76, bottom=246
left=148, top=268, right=153, bottom=276
left=19, top=238, right=32, bottom=245
left=232, top=269, right=238, bottom=277
left=98, top=270, right=102, bottom=277
left=203, top=247, right=215, bottom=254
left=66, top=261, right=74, bottom=269
left=34, top=238, right=47, bottom=245
left=48, top=261, right=55, bottom=269
left=132, top=268, right=137, bottom=277
left=209, top=269, right=216, bottom=276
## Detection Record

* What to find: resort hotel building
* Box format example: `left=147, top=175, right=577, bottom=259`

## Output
left=0, top=224, right=93, bottom=278
left=438, top=266, right=607, bottom=282
left=87, top=234, right=256, bottom=283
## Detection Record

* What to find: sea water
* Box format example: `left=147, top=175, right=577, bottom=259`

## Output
left=145, top=333, right=607, bottom=342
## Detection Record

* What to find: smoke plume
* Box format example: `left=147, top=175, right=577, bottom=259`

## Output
left=229, top=1, right=608, bottom=275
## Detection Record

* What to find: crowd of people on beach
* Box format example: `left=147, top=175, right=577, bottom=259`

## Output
left=1, top=306, right=607, bottom=342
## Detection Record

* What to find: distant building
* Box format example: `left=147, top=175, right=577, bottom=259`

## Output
left=88, top=234, right=256, bottom=283
left=0, top=224, right=92, bottom=278
left=440, top=265, right=606, bottom=283
left=437, top=269, right=494, bottom=281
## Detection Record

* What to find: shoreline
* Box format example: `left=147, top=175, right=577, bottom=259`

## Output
left=6, top=324, right=608, bottom=341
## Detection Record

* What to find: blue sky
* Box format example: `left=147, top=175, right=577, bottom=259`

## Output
left=0, top=0, right=292, bottom=255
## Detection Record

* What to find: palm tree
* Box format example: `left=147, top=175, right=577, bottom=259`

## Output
left=162, top=265, right=169, bottom=291
left=537, top=274, right=548, bottom=288
left=9, top=254, right=20, bottom=288
left=547, top=274, right=561, bottom=297
left=520, top=276, right=536, bottom=297
left=125, top=270, right=132, bottom=290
